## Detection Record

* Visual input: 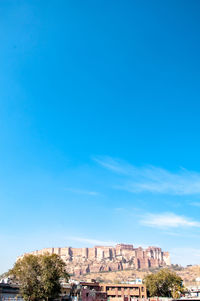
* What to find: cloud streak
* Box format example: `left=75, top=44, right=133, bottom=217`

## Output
left=190, top=202, right=200, bottom=207
left=94, top=156, right=133, bottom=175
left=65, top=188, right=99, bottom=196
left=95, top=156, right=200, bottom=195
left=67, top=236, right=116, bottom=246
left=140, top=212, right=200, bottom=228
left=170, top=247, right=200, bottom=266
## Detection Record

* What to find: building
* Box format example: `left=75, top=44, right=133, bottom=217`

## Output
left=184, top=285, right=200, bottom=298
left=100, top=283, right=147, bottom=300
left=20, top=244, right=170, bottom=275
left=79, top=281, right=147, bottom=300
left=81, top=287, right=107, bottom=301
left=0, top=280, right=147, bottom=301
left=0, top=283, right=22, bottom=301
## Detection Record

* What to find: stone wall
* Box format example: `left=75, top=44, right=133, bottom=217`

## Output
left=21, top=243, right=170, bottom=275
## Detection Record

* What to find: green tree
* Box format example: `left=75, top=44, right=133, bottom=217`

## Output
left=9, top=253, right=69, bottom=301
left=144, top=269, right=184, bottom=298
left=39, top=253, right=69, bottom=300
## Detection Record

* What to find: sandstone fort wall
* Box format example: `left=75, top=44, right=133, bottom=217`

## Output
left=21, top=243, right=170, bottom=275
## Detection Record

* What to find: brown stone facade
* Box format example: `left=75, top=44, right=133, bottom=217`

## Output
left=21, top=243, right=170, bottom=275
left=80, top=281, right=147, bottom=300
left=100, top=283, right=147, bottom=299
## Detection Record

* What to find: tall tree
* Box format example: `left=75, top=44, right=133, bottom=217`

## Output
left=9, top=253, right=69, bottom=301
left=144, top=269, right=184, bottom=298
left=39, top=253, right=69, bottom=300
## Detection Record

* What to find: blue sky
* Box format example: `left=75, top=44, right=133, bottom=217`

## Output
left=1, top=0, right=200, bottom=273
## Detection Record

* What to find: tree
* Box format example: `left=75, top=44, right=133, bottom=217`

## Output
left=9, top=253, right=69, bottom=301
left=144, top=268, right=184, bottom=298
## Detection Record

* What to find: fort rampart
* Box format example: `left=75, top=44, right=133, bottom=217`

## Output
left=21, top=243, right=170, bottom=276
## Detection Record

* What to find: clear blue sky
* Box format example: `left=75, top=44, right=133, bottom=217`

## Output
left=1, top=0, right=200, bottom=273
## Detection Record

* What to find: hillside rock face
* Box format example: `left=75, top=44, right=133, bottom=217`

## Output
left=25, top=244, right=170, bottom=276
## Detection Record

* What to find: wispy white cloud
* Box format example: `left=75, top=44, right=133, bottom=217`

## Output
left=165, top=231, right=200, bottom=238
left=67, top=236, right=116, bottom=246
left=93, top=156, right=134, bottom=175
left=140, top=212, right=200, bottom=228
left=67, top=236, right=149, bottom=249
left=65, top=188, right=99, bottom=196
left=190, top=202, right=200, bottom=207
left=94, top=156, right=200, bottom=195
left=170, top=247, right=200, bottom=266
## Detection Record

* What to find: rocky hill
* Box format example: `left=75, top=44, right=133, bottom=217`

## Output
left=72, top=265, right=200, bottom=285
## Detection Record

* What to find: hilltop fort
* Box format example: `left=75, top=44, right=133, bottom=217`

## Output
left=22, top=243, right=170, bottom=276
